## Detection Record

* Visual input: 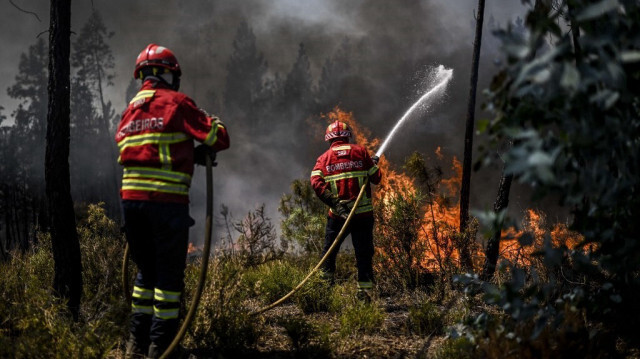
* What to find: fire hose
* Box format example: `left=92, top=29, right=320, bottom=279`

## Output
left=251, top=177, right=370, bottom=316
left=121, top=155, right=215, bottom=359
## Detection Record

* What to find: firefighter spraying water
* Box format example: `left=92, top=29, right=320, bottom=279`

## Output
left=253, top=66, right=454, bottom=314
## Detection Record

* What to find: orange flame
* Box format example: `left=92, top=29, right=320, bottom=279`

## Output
left=321, top=107, right=587, bottom=274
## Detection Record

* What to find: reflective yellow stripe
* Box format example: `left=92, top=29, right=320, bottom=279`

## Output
left=333, top=145, right=351, bottom=151
left=154, top=307, right=179, bottom=319
left=117, top=132, right=189, bottom=151
left=159, top=143, right=171, bottom=170
left=132, top=286, right=153, bottom=300
left=204, top=121, right=222, bottom=146
left=358, top=281, right=373, bottom=289
left=131, top=304, right=153, bottom=315
left=368, top=166, right=379, bottom=176
left=123, top=167, right=191, bottom=185
left=311, top=170, right=323, bottom=178
left=154, top=288, right=181, bottom=303
left=122, top=178, right=189, bottom=195
left=324, top=171, right=368, bottom=182
left=129, top=90, right=155, bottom=104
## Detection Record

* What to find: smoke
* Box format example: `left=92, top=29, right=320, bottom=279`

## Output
left=1, top=0, right=533, bottom=244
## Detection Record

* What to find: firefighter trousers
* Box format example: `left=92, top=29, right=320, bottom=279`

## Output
left=122, top=200, right=194, bottom=354
left=321, top=215, right=375, bottom=288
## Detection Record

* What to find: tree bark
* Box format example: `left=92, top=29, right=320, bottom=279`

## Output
left=459, top=0, right=486, bottom=271
left=46, top=0, right=82, bottom=319
left=480, top=171, right=513, bottom=280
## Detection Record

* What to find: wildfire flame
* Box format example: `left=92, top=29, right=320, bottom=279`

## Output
left=322, top=107, right=586, bottom=273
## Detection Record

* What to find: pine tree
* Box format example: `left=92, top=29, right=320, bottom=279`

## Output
left=316, top=39, right=351, bottom=113
left=71, top=9, right=119, bottom=213
left=223, top=20, right=268, bottom=131
left=283, top=42, right=313, bottom=114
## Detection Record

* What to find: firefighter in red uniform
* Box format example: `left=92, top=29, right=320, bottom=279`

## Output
left=310, top=121, right=382, bottom=301
left=116, top=44, right=230, bottom=358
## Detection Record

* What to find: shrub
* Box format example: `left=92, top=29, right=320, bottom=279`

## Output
left=0, top=203, right=129, bottom=358
left=232, top=204, right=284, bottom=267
left=339, top=299, right=385, bottom=336
left=433, top=336, right=475, bottom=359
left=408, top=299, right=444, bottom=336
left=279, top=316, right=333, bottom=358
left=242, top=258, right=305, bottom=304
left=294, top=271, right=333, bottom=313
left=374, top=188, right=430, bottom=292
left=186, top=255, right=261, bottom=354
left=279, top=179, right=327, bottom=253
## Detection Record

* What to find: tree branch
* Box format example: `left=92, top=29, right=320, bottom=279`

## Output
left=9, top=0, right=41, bottom=22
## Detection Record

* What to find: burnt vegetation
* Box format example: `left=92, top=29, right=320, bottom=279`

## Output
left=1, top=1, right=639, bottom=358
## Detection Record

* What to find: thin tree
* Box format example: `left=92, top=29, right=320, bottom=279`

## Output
left=45, top=0, right=82, bottom=319
left=459, top=0, right=486, bottom=271
left=480, top=0, right=550, bottom=281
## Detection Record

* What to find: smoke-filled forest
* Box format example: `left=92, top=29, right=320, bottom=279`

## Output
left=1, top=0, right=639, bottom=358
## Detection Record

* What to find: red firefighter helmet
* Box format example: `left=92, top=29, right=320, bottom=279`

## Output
left=133, top=43, right=181, bottom=79
left=324, top=121, right=352, bottom=142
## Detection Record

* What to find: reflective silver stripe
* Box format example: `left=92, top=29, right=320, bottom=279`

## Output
left=154, top=307, right=179, bottom=319
left=204, top=122, right=221, bottom=146
left=311, top=170, right=323, bottom=178
left=358, top=281, right=373, bottom=289
left=122, top=179, right=189, bottom=195
left=123, top=167, right=191, bottom=185
left=132, top=286, right=153, bottom=300
left=154, top=288, right=181, bottom=303
left=368, top=166, right=379, bottom=176
left=117, top=132, right=189, bottom=151
left=131, top=304, right=153, bottom=315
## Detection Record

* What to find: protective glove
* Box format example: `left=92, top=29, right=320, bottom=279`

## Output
left=334, top=199, right=354, bottom=219
left=372, top=155, right=379, bottom=165
left=194, top=144, right=217, bottom=166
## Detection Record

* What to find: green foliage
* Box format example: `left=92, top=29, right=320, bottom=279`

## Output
left=187, top=255, right=261, bottom=353
left=469, top=0, right=640, bottom=353
left=374, top=187, right=429, bottom=291
left=278, top=316, right=333, bottom=357
left=339, top=299, right=385, bottom=336
left=0, top=203, right=129, bottom=358
left=409, top=299, right=444, bottom=336
left=294, top=271, right=334, bottom=313
left=433, top=336, right=475, bottom=359
left=279, top=179, right=327, bottom=253
left=242, top=258, right=305, bottom=303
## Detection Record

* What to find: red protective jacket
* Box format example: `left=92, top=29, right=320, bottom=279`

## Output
left=115, top=80, right=229, bottom=204
left=311, top=139, right=382, bottom=218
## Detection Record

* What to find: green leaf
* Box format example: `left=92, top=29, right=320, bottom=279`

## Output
left=576, top=0, right=620, bottom=21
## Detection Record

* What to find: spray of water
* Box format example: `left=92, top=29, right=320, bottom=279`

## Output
left=375, top=65, right=454, bottom=157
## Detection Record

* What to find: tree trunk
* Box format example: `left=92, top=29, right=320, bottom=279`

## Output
left=458, top=0, right=486, bottom=271
left=480, top=0, right=550, bottom=281
left=480, top=171, right=513, bottom=280
left=46, top=0, right=82, bottom=319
